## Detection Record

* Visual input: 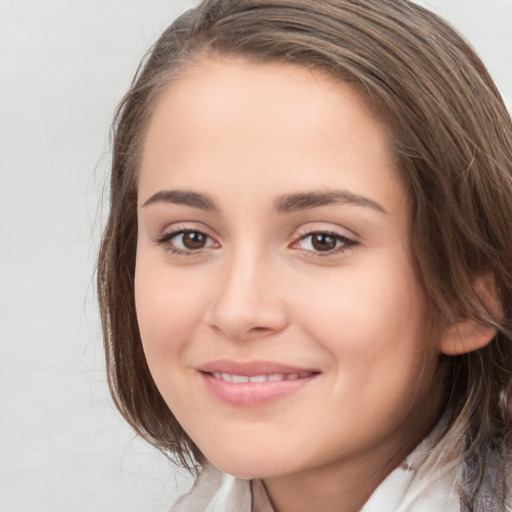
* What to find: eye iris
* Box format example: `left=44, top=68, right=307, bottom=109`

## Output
left=182, top=231, right=207, bottom=249
left=311, top=233, right=337, bottom=251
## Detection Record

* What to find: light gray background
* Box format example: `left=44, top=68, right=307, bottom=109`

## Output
left=0, top=1, right=510, bottom=511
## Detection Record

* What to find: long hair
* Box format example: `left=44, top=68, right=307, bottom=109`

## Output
left=97, top=0, right=512, bottom=504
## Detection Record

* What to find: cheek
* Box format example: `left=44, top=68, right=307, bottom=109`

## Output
left=134, top=260, right=208, bottom=364
left=293, top=256, right=431, bottom=363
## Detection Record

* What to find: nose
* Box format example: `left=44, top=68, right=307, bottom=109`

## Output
left=204, top=249, right=289, bottom=342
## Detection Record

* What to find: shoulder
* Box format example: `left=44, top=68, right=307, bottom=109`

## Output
left=470, top=450, right=511, bottom=512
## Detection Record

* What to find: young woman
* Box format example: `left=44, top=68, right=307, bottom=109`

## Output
left=97, top=0, right=512, bottom=510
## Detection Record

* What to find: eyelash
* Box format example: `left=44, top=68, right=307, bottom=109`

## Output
left=154, top=228, right=358, bottom=258
left=294, top=231, right=357, bottom=258
left=154, top=228, right=216, bottom=256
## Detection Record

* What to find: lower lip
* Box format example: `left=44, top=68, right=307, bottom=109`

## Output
left=200, top=372, right=318, bottom=407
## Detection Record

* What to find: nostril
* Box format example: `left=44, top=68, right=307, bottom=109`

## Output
left=204, top=287, right=289, bottom=341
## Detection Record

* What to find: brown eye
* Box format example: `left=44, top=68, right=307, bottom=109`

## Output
left=294, top=231, right=356, bottom=256
left=181, top=231, right=208, bottom=250
left=311, top=233, right=337, bottom=251
left=157, top=229, right=217, bottom=254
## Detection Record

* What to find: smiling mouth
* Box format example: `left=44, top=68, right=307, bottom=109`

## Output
left=208, top=371, right=315, bottom=383
left=199, top=362, right=319, bottom=406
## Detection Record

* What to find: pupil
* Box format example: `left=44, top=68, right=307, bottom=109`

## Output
left=183, top=232, right=206, bottom=249
left=312, top=233, right=336, bottom=251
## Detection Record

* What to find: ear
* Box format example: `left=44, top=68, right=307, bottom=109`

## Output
left=439, top=275, right=501, bottom=356
left=439, top=318, right=497, bottom=356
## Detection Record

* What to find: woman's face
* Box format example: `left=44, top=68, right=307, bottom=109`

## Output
left=135, top=58, right=444, bottom=482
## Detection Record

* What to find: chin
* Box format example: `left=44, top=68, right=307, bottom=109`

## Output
left=205, top=449, right=298, bottom=480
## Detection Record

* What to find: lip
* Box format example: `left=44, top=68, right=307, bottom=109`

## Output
left=198, top=359, right=320, bottom=407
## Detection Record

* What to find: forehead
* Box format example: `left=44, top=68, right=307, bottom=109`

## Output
left=139, top=57, right=404, bottom=215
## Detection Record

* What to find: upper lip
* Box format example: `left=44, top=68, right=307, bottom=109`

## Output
left=198, top=359, right=319, bottom=376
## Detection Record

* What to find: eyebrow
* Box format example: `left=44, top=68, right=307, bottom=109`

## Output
left=142, top=188, right=387, bottom=214
left=274, top=190, right=388, bottom=214
left=142, top=189, right=219, bottom=211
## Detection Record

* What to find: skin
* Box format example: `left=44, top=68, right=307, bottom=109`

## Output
left=135, top=58, right=448, bottom=512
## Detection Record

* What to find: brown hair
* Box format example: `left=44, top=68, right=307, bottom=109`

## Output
left=97, top=0, right=512, bottom=503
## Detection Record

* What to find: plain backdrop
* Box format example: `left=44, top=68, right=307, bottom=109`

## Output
left=0, top=1, right=510, bottom=511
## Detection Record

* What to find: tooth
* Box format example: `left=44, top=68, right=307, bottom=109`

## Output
left=249, top=375, right=267, bottom=383
left=231, top=374, right=249, bottom=383
left=211, top=372, right=308, bottom=383
left=268, top=373, right=285, bottom=382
